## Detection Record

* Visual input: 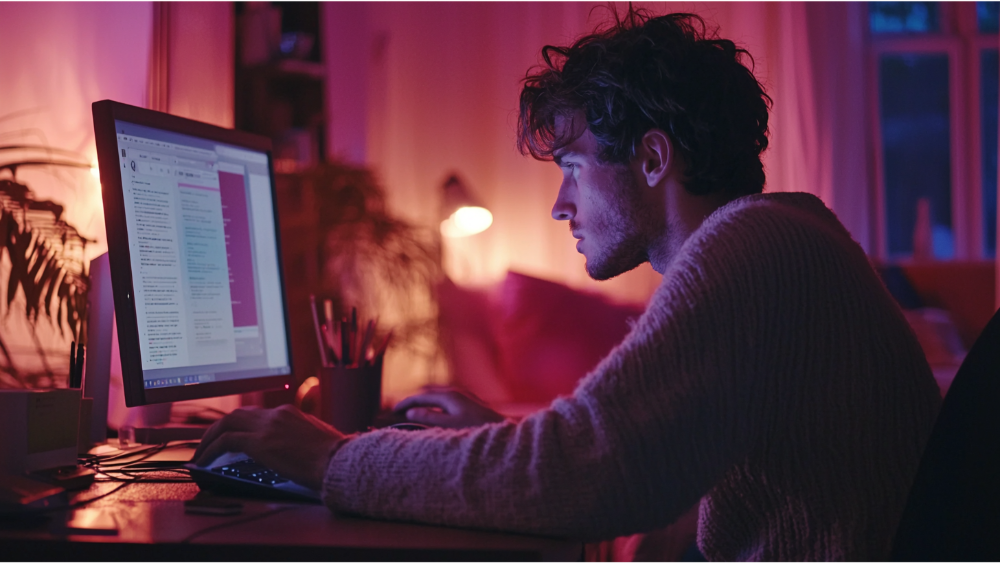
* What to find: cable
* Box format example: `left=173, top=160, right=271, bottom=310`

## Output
left=180, top=506, right=298, bottom=543
left=84, top=441, right=199, bottom=467
left=80, top=441, right=198, bottom=485
left=82, top=443, right=165, bottom=464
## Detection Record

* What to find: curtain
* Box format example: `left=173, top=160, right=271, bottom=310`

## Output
left=0, top=2, right=154, bottom=260
left=0, top=1, right=233, bottom=382
left=0, top=1, right=234, bottom=259
left=333, top=2, right=872, bottom=305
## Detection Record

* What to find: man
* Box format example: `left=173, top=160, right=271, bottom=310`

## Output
left=196, top=9, right=941, bottom=560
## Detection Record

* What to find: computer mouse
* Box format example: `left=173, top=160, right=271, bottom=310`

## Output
left=387, top=422, right=430, bottom=431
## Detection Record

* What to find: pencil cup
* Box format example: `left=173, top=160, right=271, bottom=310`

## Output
left=317, top=359, right=383, bottom=434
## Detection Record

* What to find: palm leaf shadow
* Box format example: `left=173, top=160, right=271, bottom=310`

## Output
left=0, top=178, right=90, bottom=387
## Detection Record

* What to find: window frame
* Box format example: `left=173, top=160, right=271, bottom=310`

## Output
left=969, top=34, right=999, bottom=258
left=867, top=2, right=999, bottom=261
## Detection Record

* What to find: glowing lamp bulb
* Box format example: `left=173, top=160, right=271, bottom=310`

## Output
left=440, top=206, right=493, bottom=238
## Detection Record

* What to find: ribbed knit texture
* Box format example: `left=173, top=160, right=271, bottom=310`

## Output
left=322, top=193, right=942, bottom=561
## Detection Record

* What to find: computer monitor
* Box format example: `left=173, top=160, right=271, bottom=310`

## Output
left=92, top=100, right=294, bottom=407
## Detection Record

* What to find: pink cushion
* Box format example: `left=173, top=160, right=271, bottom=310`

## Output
left=439, top=272, right=645, bottom=404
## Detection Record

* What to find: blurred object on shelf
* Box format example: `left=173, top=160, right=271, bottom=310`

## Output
left=239, top=2, right=281, bottom=66
left=274, top=128, right=317, bottom=174
left=279, top=32, right=315, bottom=61
left=236, top=2, right=325, bottom=182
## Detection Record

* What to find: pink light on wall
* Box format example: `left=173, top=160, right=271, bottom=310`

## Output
left=0, top=3, right=235, bottom=397
left=324, top=2, right=872, bottom=305
left=0, top=2, right=154, bottom=261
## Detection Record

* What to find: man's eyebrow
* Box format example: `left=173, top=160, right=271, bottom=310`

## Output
left=552, top=150, right=576, bottom=164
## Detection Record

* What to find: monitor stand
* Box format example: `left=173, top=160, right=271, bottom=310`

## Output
left=127, top=424, right=206, bottom=445
left=84, top=253, right=209, bottom=446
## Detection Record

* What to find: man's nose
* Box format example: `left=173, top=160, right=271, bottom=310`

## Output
left=551, top=183, right=575, bottom=221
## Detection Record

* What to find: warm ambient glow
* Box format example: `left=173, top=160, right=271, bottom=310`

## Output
left=90, top=164, right=100, bottom=181
left=440, top=206, right=493, bottom=238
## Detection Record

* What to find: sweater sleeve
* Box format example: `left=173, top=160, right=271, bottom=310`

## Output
left=321, top=201, right=794, bottom=540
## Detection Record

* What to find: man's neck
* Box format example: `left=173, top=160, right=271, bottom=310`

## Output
left=648, top=182, right=732, bottom=274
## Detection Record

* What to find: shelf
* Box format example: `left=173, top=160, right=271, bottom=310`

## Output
left=243, top=59, right=325, bottom=80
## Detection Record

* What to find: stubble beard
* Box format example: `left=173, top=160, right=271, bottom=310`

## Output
left=582, top=169, right=658, bottom=281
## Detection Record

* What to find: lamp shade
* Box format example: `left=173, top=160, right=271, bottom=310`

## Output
left=440, top=174, right=492, bottom=238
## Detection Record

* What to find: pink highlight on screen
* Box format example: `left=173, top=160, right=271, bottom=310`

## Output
left=178, top=182, right=220, bottom=192
left=219, top=171, right=258, bottom=327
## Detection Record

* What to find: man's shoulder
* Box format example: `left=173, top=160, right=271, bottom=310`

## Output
left=661, top=191, right=861, bottom=287
left=712, top=192, right=835, bottom=227
left=695, top=192, right=851, bottom=249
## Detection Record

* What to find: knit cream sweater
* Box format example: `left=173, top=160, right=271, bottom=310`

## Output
left=322, top=193, right=942, bottom=561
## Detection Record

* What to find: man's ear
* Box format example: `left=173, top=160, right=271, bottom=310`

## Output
left=635, top=129, right=675, bottom=188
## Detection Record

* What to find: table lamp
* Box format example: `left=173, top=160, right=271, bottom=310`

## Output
left=439, top=174, right=492, bottom=238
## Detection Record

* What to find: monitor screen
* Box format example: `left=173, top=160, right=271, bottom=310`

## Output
left=93, top=101, right=294, bottom=406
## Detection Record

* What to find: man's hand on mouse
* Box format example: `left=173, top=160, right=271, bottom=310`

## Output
left=394, top=387, right=506, bottom=429
left=193, top=404, right=345, bottom=491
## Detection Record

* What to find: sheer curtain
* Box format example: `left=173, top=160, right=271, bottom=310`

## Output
left=0, top=2, right=153, bottom=259
left=0, top=1, right=234, bottom=260
left=0, top=2, right=233, bottom=384
left=332, top=2, right=872, bottom=305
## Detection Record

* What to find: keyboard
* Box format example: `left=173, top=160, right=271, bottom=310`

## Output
left=185, top=452, right=321, bottom=503
left=184, top=422, right=427, bottom=503
left=213, top=458, right=290, bottom=485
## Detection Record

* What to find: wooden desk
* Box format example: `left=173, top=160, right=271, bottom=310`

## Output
left=1, top=480, right=581, bottom=560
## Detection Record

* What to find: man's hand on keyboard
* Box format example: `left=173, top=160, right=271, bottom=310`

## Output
left=193, top=405, right=345, bottom=491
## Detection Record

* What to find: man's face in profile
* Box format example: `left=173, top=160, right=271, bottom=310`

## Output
left=549, top=118, right=653, bottom=281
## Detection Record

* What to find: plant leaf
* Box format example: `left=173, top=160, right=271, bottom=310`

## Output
left=56, top=279, right=69, bottom=336
left=23, top=241, right=48, bottom=320
left=34, top=255, right=60, bottom=320
left=7, top=227, right=32, bottom=308
left=44, top=268, right=65, bottom=320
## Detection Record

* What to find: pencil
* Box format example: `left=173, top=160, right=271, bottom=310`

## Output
left=310, top=294, right=329, bottom=367
left=323, top=299, right=334, bottom=329
left=359, top=318, right=377, bottom=367
left=322, top=323, right=339, bottom=365
left=374, top=329, right=393, bottom=361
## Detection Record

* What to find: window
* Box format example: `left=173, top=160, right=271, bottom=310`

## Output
left=869, top=2, right=999, bottom=260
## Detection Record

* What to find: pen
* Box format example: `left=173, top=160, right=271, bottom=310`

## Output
left=69, top=342, right=85, bottom=389
left=341, top=317, right=351, bottom=367
left=70, top=342, right=77, bottom=388
left=76, top=343, right=85, bottom=389
left=351, top=308, right=359, bottom=367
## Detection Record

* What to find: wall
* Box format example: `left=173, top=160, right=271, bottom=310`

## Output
left=0, top=2, right=235, bottom=389
left=324, top=2, right=871, bottom=306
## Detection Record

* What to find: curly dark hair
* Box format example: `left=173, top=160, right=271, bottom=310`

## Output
left=517, top=8, right=772, bottom=198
